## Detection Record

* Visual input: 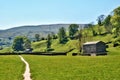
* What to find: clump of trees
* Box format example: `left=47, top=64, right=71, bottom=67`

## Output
left=104, top=15, right=112, bottom=33
left=110, top=6, right=120, bottom=47
left=12, top=36, right=32, bottom=52
left=88, top=23, right=97, bottom=36
left=97, top=15, right=105, bottom=35
left=46, top=34, right=52, bottom=51
left=75, top=30, right=83, bottom=53
left=69, top=24, right=79, bottom=39
left=111, top=6, right=120, bottom=37
left=58, top=27, right=68, bottom=44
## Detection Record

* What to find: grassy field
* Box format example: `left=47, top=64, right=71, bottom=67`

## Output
left=23, top=55, right=120, bottom=80
left=0, top=56, right=24, bottom=80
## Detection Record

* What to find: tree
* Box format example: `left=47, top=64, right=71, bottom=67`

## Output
left=12, top=36, right=24, bottom=51
left=97, top=15, right=105, bottom=26
left=97, top=15, right=105, bottom=34
left=35, top=34, right=40, bottom=41
left=47, top=34, right=52, bottom=49
left=58, top=27, right=68, bottom=44
left=75, top=29, right=83, bottom=53
left=12, top=36, right=31, bottom=52
left=51, top=32, right=58, bottom=39
left=111, top=6, right=120, bottom=37
left=88, top=23, right=97, bottom=36
left=104, top=15, right=112, bottom=33
left=69, top=24, right=79, bottom=39
left=23, top=37, right=31, bottom=50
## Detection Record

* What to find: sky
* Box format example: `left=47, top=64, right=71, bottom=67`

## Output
left=0, top=0, right=120, bottom=29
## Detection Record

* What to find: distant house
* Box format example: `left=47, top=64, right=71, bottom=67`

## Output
left=83, top=41, right=107, bottom=56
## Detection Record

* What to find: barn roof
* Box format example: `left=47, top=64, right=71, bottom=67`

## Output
left=83, top=41, right=102, bottom=45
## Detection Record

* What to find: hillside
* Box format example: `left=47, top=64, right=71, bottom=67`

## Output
left=0, top=24, right=86, bottom=47
left=30, top=33, right=120, bottom=56
left=1, top=25, right=120, bottom=55
left=0, top=24, right=86, bottom=39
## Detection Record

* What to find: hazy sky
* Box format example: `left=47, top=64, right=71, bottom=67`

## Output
left=0, top=0, right=120, bottom=29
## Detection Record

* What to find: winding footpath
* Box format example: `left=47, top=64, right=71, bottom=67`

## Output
left=19, top=55, right=32, bottom=80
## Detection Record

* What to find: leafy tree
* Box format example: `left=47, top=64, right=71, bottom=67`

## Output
left=35, top=34, right=40, bottom=41
left=113, top=6, right=120, bottom=15
left=75, top=30, right=83, bottom=53
left=88, top=23, right=97, bottom=36
left=47, top=34, right=52, bottom=49
left=97, top=15, right=105, bottom=34
left=111, top=6, right=120, bottom=37
left=104, top=15, right=112, bottom=33
left=69, top=24, right=79, bottom=39
left=97, top=15, right=105, bottom=26
left=12, top=36, right=31, bottom=52
left=12, top=36, right=24, bottom=51
left=51, top=32, right=58, bottom=39
left=58, top=27, right=68, bottom=44
left=23, top=37, right=31, bottom=50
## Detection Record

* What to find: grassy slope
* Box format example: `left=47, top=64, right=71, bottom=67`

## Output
left=0, top=56, right=24, bottom=80
left=32, top=39, right=78, bottom=52
left=23, top=55, right=120, bottom=80
left=31, top=33, right=120, bottom=56
left=32, top=40, right=47, bottom=52
left=0, top=47, right=12, bottom=53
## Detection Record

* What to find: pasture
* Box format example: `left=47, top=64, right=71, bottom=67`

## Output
left=0, top=56, right=24, bottom=80
left=23, top=55, right=120, bottom=80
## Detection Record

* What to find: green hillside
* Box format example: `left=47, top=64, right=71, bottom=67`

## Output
left=31, top=33, right=120, bottom=56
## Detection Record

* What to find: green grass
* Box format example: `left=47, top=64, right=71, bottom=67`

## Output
left=32, top=39, right=78, bottom=53
left=23, top=55, right=120, bottom=80
left=0, top=56, right=24, bottom=80
left=107, top=47, right=120, bottom=55
left=32, top=40, right=47, bottom=52
left=0, top=47, right=12, bottom=53
left=51, top=39, right=77, bottom=52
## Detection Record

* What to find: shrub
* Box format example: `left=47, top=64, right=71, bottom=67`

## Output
left=113, top=37, right=120, bottom=47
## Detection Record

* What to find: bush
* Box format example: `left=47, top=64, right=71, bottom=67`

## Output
left=53, top=35, right=58, bottom=39
left=113, top=37, right=120, bottom=47
left=93, top=30, right=98, bottom=36
left=41, top=37, right=45, bottom=40
left=113, top=42, right=119, bottom=47
left=106, top=45, right=109, bottom=48
left=46, top=48, right=54, bottom=52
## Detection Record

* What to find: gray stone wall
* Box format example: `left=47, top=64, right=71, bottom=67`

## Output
left=83, top=44, right=96, bottom=54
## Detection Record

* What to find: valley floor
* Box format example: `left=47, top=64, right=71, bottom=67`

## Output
left=23, top=55, right=120, bottom=80
left=0, top=46, right=120, bottom=80
left=0, top=56, right=24, bottom=80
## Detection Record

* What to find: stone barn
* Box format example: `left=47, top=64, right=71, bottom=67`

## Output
left=83, top=41, right=107, bottom=56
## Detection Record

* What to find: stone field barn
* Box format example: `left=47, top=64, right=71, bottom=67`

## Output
left=83, top=41, right=107, bottom=56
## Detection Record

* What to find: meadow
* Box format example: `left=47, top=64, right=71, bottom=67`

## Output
left=0, top=23, right=119, bottom=80
left=23, top=55, right=120, bottom=80
left=0, top=56, right=24, bottom=80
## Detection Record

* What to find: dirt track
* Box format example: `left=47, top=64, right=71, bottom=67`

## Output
left=19, top=55, right=32, bottom=80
